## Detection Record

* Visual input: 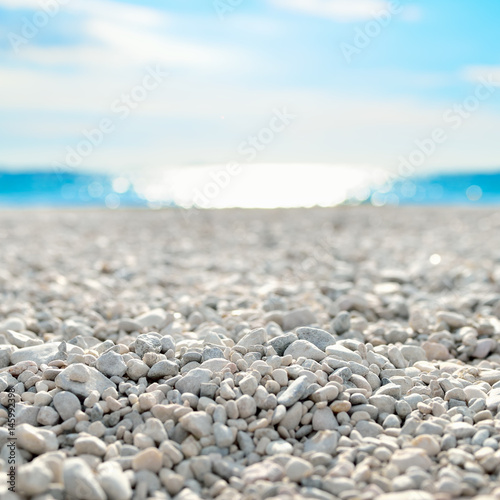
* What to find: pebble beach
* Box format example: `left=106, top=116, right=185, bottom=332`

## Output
left=2, top=206, right=500, bottom=500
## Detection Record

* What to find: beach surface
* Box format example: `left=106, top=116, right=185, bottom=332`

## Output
left=2, top=206, right=500, bottom=500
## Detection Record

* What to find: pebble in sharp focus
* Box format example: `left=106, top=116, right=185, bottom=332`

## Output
left=2, top=207, right=500, bottom=500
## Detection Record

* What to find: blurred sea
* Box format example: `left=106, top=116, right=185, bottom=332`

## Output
left=0, top=168, right=499, bottom=208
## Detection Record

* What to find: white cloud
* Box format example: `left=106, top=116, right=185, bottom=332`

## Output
left=85, top=19, right=229, bottom=68
left=69, top=0, right=168, bottom=28
left=0, top=0, right=164, bottom=25
left=269, top=0, right=422, bottom=23
left=269, top=0, right=390, bottom=22
left=0, top=0, right=41, bottom=8
left=6, top=27, right=229, bottom=70
left=1, top=0, right=235, bottom=71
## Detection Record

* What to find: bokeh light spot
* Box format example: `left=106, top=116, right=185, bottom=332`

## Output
left=466, top=185, right=483, bottom=201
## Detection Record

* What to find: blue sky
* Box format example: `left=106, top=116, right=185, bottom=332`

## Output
left=0, top=0, right=499, bottom=175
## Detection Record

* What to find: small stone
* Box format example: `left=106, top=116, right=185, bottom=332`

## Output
left=376, top=383, right=402, bottom=398
left=436, top=311, right=466, bottom=329
left=416, top=421, right=443, bottom=436
left=286, top=457, right=314, bottom=482
left=464, top=385, right=487, bottom=402
left=387, top=346, right=407, bottom=368
left=70, top=364, right=90, bottom=382
left=138, top=392, right=157, bottom=411
left=390, top=448, right=433, bottom=473
left=97, top=462, right=133, bottom=500
left=280, top=402, right=303, bottom=430
left=385, top=329, right=409, bottom=344
left=135, top=333, right=162, bottom=358
left=63, top=320, right=93, bottom=340
left=332, top=311, right=351, bottom=335
left=268, top=333, right=297, bottom=356
left=37, top=406, right=60, bottom=426
left=422, top=341, right=451, bottom=361
left=326, top=344, right=362, bottom=362
left=64, top=457, right=106, bottom=500
left=132, top=447, right=163, bottom=472
left=436, top=478, right=462, bottom=495
left=412, top=435, right=440, bottom=456
left=88, top=421, right=106, bottom=438
left=237, top=431, right=256, bottom=455
left=266, top=440, right=293, bottom=455
left=5, top=329, right=33, bottom=348
left=16, top=403, right=40, bottom=425
left=0, top=317, right=25, bottom=332
left=84, top=390, right=100, bottom=408
left=312, top=408, right=338, bottom=431
left=472, top=428, right=489, bottom=447
left=237, top=328, right=267, bottom=349
left=75, top=435, right=107, bottom=456
left=161, top=335, right=176, bottom=353
left=199, top=358, right=234, bottom=372
left=118, top=318, right=142, bottom=332
left=10, top=342, right=61, bottom=365
left=303, top=430, right=339, bottom=454
left=53, top=391, right=81, bottom=421
left=296, top=327, right=336, bottom=350
left=396, top=400, right=412, bottom=418
left=447, top=422, right=475, bottom=439
left=17, top=423, right=58, bottom=455
left=383, top=414, right=401, bottom=428
left=0, top=346, right=12, bottom=368
left=126, top=359, right=150, bottom=380
left=239, top=374, right=259, bottom=396
left=369, top=395, right=395, bottom=414
left=202, top=346, right=224, bottom=361
left=330, top=400, right=351, bottom=413
left=284, top=339, right=326, bottom=362
left=180, top=411, right=213, bottom=438
left=311, top=385, right=339, bottom=403
left=134, top=309, right=167, bottom=329
left=148, top=360, right=179, bottom=379
left=242, top=461, right=285, bottom=484
left=355, top=420, right=383, bottom=438
left=175, top=368, right=212, bottom=395
left=213, top=422, right=236, bottom=447
left=473, top=338, right=495, bottom=358
left=444, top=387, right=466, bottom=401
left=237, top=394, right=257, bottom=418
left=159, top=470, right=185, bottom=496
left=277, top=375, right=309, bottom=406
left=409, top=310, right=428, bottom=333
left=55, top=364, right=115, bottom=398
left=282, top=308, right=317, bottom=331
left=400, top=346, right=427, bottom=365
left=378, top=492, right=433, bottom=500
left=96, top=351, right=127, bottom=378
left=34, top=391, right=52, bottom=406
left=18, top=461, right=53, bottom=496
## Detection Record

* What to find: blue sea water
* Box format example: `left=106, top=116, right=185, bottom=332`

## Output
left=384, top=172, right=500, bottom=206
left=0, top=171, right=145, bottom=208
left=1, top=169, right=499, bottom=208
